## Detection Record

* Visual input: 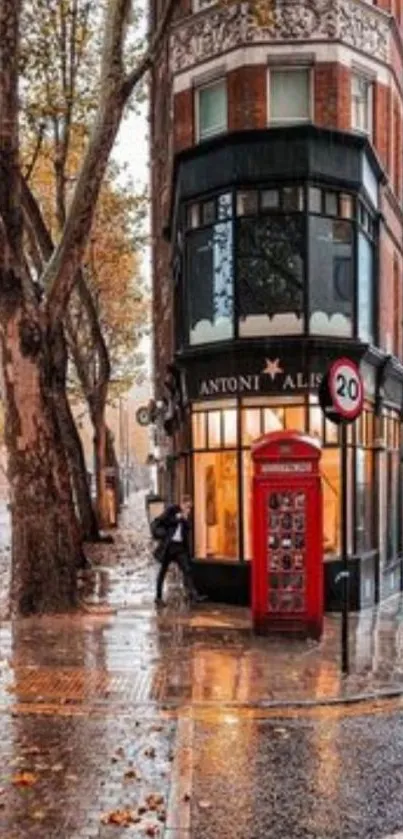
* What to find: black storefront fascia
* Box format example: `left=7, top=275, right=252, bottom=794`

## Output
left=173, top=340, right=403, bottom=611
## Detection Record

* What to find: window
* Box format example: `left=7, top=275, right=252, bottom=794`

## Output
left=237, top=214, right=304, bottom=337
left=196, top=80, right=227, bottom=141
left=194, top=452, right=238, bottom=559
left=358, top=232, right=374, bottom=343
left=269, top=68, right=311, bottom=123
left=309, top=218, right=354, bottom=337
left=351, top=74, right=373, bottom=135
left=186, top=193, right=233, bottom=345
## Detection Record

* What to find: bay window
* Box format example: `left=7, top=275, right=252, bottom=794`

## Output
left=182, top=183, right=377, bottom=346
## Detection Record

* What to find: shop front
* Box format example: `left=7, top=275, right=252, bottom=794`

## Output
left=169, top=343, right=403, bottom=610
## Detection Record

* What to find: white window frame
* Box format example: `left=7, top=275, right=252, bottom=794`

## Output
left=351, top=73, right=373, bottom=136
left=268, top=65, right=313, bottom=125
left=195, top=78, right=227, bottom=142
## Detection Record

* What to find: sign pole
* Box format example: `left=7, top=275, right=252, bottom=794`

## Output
left=319, top=358, right=364, bottom=676
left=340, top=420, right=349, bottom=674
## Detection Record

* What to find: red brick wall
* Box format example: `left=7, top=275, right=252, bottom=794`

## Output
left=314, top=63, right=350, bottom=130
left=374, top=82, right=390, bottom=171
left=173, top=89, right=193, bottom=152
left=228, top=66, right=267, bottom=131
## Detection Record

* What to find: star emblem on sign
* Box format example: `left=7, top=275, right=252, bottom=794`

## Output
left=262, top=358, right=283, bottom=381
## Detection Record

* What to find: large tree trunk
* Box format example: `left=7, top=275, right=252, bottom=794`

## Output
left=1, top=304, right=80, bottom=615
left=93, top=409, right=109, bottom=528
left=50, top=325, right=100, bottom=542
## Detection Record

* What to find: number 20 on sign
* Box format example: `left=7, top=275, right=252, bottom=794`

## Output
left=319, top=358, right=364, bottom=424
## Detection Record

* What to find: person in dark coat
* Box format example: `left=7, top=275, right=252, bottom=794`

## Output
left=152, top=495, right=206, bottom=606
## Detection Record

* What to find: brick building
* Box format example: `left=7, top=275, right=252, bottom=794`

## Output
left=151, top=0, right=403, bottom=609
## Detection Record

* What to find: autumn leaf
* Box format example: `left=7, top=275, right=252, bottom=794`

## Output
left=11, top=772, right=38, bottom=787
left=100, top=809, right=141, bottom=826
left=144, top=746, right=156, bottom=759
left=145, top=793, right=164, bottom=811
left=124, top=768, right=140, bottom=781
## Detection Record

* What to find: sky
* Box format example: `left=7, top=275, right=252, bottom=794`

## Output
left=113, top=102, right=153, bottom=382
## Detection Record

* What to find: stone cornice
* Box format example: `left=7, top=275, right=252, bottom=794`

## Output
left=170, top=0, right=391, bottom=75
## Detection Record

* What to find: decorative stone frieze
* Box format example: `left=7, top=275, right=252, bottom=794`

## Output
left=170, top=0, right=390, bottom=74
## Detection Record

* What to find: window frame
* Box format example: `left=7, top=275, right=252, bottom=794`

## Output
left=268, top=66, right=313, bottom=126
left=351, top=72, right=373, bottom=136
left=195, top=77, right=228, bottom=142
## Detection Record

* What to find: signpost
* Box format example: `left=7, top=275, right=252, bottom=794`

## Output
left=319, top=358, right=364, bottom=675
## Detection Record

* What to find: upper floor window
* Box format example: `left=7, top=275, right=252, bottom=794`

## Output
left=196, top=79, right=227, bottom=142
left=351, top=74, right=373, bottom=135
left=269, top=68, right=311, bottom=124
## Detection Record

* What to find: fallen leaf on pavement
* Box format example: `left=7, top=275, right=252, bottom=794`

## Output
left=100, top=809, right=140, bottom=826
left=124, top=769, right=140, bottom=781
left=274, top=728, right=289, bottom=738
left=144, top=747, right=156, bottom=759
left=183, top=793, right=191, bottom=802
left=144, top=826, right=160, bottom=837
left=145, top=793, right=164, bottom=811
left=11, top=772, right=38, bottom=787
left=31, top=809, right=46, bottom=820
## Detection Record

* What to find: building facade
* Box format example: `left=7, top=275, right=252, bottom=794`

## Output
left=150, top=0, right=403, bottom=608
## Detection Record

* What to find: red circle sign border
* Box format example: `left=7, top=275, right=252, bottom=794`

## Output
left=328, top=357, right=364, bottom=421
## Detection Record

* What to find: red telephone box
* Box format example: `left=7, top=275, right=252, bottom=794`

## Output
left=251, top=430, right=323, bottom=639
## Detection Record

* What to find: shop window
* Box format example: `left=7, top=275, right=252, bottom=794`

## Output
left=192, top=412, right=206, bottom=449
left=321, top=448, right=341, bottom=557
left=242, top=409, right=262, bottom=446
left=207, top=411, right=221, bottom=448
left=355, top=447, right=374, bottom=553
left=269, top=68, right=311, bottom=123
left=196, top=79, right=227, bottom=141
left=357, top=232, right=374, bottom=343
left=351, top=74, right=373, bottom=135
left=187, top=193, right=234, bottom=345
left=237, top=214, right=304, bottom=337
left=309, top=218, right=353, bottom=337
left=193, top=452, right=238, bottom=560
left=263, top=407, right=284, bottom=434
left=223, top=409, right=237, bottom=447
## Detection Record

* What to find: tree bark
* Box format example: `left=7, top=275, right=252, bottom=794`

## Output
left=21, top=179, right=102, bottom=542
left=0, top=0, right=80, bottom=615
left=0, top=301, right=80, bottom=615
left=50, top=324, right=99, bottom=542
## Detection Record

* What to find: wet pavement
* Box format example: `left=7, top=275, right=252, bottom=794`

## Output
left=1, top=494, right=403, bottom=836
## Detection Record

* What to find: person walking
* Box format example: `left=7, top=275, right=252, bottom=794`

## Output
left=152, top=495, right=206, bottom=606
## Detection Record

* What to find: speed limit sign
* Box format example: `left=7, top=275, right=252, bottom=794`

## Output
left=319, top=357, right=364, bottom=424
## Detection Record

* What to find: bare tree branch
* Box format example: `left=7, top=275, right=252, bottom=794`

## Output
left=44, top=0, right=176, bottom=326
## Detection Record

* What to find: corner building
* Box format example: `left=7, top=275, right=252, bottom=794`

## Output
left=151, top=0, right=403, bottom=609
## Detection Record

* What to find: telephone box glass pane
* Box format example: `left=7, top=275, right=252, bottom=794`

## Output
left=266, top=489, right=307, bottom=613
